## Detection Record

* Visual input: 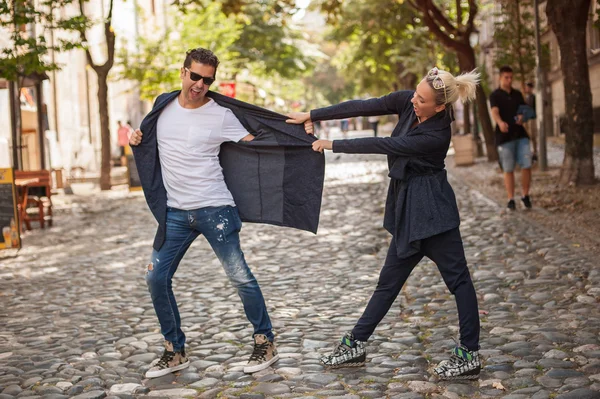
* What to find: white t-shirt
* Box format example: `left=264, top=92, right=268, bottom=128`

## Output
left=156, top=97, right=250, bottom=210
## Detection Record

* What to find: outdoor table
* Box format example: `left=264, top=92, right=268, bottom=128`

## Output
left=15, top=178, right=40, bottom=233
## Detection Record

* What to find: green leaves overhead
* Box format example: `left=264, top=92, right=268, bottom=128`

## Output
left=314, top=0, right=458, bottom=95
left=0, top=0, right=86, bottom=82
left=117, top=3, right=241, bottom=100
left=117, top=0, right=313, bottom=101
left=493, top=0, right=536, bottom=88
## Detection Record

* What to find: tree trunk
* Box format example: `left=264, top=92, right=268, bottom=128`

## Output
left=463, top=102, right=471, bottom=134
left=78, top=0, right=115, bottom=190
left=515, top=0, right=527, bottom=92
left=458, top=48, right=499, bottom=161
left=97, top=72, right=112, bottom=190
left=547, top=0, right=595, bottom=185
left=9, top=81, right=23, bottom=170
left=476, top=85, right=497, bottom=161
left=472, top=101, right=483, bottom=156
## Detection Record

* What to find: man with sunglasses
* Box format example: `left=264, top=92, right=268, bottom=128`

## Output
left=129, top=48, right=292, bottom=378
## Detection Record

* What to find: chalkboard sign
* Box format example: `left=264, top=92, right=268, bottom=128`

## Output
left=0, top=168, right=21, bottom=250
left=125, top=146, right=142, bottom=192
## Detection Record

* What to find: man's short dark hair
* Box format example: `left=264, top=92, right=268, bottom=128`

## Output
left=184, top=48, right=220, bottom=75
left=526, top=82, right=534, bottom=88
left=499, top=65, right=513, bottom=75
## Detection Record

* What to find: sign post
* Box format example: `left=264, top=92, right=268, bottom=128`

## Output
left=219, top=82, right=236, bottom=98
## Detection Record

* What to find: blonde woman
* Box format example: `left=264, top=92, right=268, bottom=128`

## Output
left=287, top=68, right=482, bottom=380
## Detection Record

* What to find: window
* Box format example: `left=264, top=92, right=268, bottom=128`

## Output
left=590, top=1, right=600, bottom=55
left=550, top=34, right=560, bottom=71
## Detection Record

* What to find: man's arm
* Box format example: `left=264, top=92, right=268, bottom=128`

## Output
left=491, top=107, right=509, bottom=133
left=240, top=134, right=254, bottom=142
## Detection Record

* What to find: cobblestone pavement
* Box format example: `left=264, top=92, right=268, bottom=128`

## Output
left=1, top=150, right=599, bottom=399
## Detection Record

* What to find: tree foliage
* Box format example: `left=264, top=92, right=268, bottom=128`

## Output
left=118, top=3, right=241, bottom=100
left=493, top=0, right=536, bottom=90
left=314, top=0, right=458, bottom=96
left=0, top=0, right=85, bottom=82
left=118, top=0, right=312, bottom=101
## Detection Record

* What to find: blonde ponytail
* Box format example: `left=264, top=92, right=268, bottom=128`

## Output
left=454, top=69, right=480, bottom=103
left=425, top=67, right=481, bottom=105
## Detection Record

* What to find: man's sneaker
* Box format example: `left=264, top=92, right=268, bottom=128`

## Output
left=507, top=199, right=516, bottom=211
left=433, top=345, right=481, bottom=380
left=244, top=334, right=279, bottom=373
left=521, top=195, right=532, bottom=209
left=319, top=332, right=366, bottom=368
left=145, top=341, right=190, bottom=378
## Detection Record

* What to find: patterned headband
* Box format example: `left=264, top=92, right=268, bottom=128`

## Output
left=427, top=67, right=447, bottom=103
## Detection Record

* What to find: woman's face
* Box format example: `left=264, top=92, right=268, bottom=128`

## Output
left=411, top=79, right=446, bottom=120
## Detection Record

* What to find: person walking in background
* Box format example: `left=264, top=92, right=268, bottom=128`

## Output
left=117, top=121, right=131, bottom=167
left=287, top=67, right=482, bottom=381
left=524, top=82, right=538, bottom=163
left=340, top=118, right=349, bottom=138
left=489, top=66, right=532, bottom=211
left=368, top=115, right=380, bottom=137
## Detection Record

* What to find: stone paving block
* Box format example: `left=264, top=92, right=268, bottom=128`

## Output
left=2, top=153, right=600, bottom=399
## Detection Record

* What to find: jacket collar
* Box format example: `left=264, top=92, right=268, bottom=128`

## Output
left=146, top=90, right=180, bottom=120
left=416, top=107, right=454, bottom=132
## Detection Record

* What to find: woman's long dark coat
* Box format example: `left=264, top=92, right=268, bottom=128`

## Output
left=311, top=91, right=461, bottom=258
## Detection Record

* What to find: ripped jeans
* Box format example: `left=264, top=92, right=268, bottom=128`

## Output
left=145, top=205, right=273, bottom=352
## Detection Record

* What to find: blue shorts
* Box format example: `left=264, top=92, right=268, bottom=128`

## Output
left=497, top=138, right=532, bottom=173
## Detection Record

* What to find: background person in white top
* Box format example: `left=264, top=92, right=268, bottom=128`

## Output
left=129, top=48, right=279, bottom=378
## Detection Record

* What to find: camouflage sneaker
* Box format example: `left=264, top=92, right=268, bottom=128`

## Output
left=320, top=331, right=366, bottom=368
left=145, top=341, right=190, bottom=378
left=244, top=334, right=279, bottom=373
left=433, top=345, right=481, bottom=380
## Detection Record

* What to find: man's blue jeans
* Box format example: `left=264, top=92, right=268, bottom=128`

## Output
left=145, top=205, right=273, bottom=352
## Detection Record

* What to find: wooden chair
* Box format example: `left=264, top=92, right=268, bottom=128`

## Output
left=15, top=170, right=53, bottom=230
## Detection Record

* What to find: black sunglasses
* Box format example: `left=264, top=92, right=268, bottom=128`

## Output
left=185, top=68, right=215, bottom=85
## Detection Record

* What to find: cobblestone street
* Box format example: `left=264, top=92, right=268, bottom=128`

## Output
left=1, top=151, right=599, bottom=399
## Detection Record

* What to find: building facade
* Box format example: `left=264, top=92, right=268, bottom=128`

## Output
left=477, top=0, right=600, bottom=139
left=0, top=0, right=170, bottom=174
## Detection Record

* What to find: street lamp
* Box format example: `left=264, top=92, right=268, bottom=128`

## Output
left=469, top=29, right=484, bottom=157
left=469, top=30, right=479, bottom=48
left=533, top=0, right=548, bottom=171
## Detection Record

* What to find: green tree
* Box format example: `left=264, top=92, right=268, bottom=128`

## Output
left=118, top=3, right=241, bottom=101
left=317, top=0, right=455, bottom=96
left=407, top=0, right=497, bottom=161
left=308, top=43, right=355, bottom=106
left=118, top=1, right=312, bottom=103
left=230, top=1, right=311, bottom=80
left=0, top=0, right=83, bottom=169
left=71, top=0, right=116, bottom=190
left=493, top=0, right=536, bottom=91
left=315, top=0, right=497, bottom=160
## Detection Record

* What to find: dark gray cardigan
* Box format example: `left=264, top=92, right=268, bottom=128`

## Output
left=133, top=90, right=325, bottom=251
left=311, top=90, right=460, bottom=258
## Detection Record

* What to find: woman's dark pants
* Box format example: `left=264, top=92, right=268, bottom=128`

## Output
left=352, top=227, right=480, bottom=351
